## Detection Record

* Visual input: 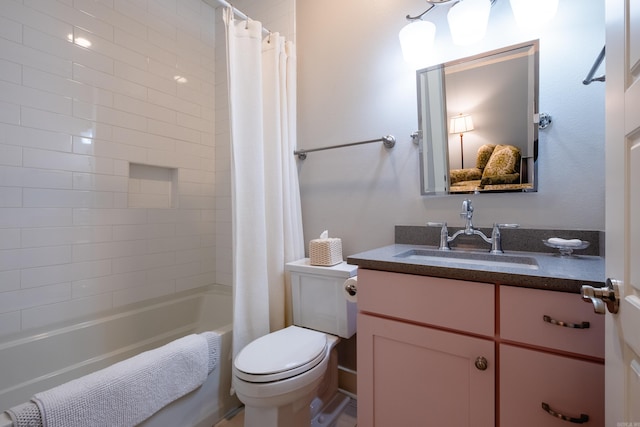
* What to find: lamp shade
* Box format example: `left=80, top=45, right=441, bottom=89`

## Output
left=447, top=0, right=491, bottom=46
left=450, top=114, right=474, bottom=134
left=509, top=0, right=559, bottom=28
left=399, top=20, right=436, bottom=69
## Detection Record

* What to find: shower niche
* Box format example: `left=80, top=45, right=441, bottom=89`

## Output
left=128, top=163, right=178, bottom=209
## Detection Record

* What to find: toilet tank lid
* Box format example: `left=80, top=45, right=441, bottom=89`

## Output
left=285, top=259, right=357, bottom=278
left=235, top=326, right=327, bottom=376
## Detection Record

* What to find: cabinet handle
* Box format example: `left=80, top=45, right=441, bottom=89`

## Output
left=543, top=315, right=590, bottom=329
left=541, top=402, right=589, bottom=424
left=474, top=356, right=488, bottom=371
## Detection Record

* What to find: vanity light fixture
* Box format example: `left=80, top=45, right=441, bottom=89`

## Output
left=399, top=0, right=497, bottom=68
left=450, top=113, right=474, bottom=168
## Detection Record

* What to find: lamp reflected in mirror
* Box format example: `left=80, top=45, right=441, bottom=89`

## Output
left=449, top=113, right=474, bottom=168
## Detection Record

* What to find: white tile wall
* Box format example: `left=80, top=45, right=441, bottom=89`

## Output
left=0, top=0, right=219, bottom=338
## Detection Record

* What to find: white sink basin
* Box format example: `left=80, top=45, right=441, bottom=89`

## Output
left=394, top=248, right=540, bottom=270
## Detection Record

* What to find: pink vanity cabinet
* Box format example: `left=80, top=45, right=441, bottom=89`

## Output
left=357, top=269, right=496, bottom=427
left=499, top=285, right=605, bottom=426
left=356, top=269, right=605, bottom=427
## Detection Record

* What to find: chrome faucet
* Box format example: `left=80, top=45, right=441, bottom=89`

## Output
left=428, top=199, right=519, bottom=253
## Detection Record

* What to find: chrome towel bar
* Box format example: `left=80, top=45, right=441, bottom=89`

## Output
left=294, top=135, right=396, bottom=160
left=583, top=45, right=605, bottom=85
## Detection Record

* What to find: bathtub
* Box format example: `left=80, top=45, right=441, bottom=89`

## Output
left=0, top=285, right=240, bottom=427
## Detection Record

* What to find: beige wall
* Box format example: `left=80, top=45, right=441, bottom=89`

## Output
left=297, top=0, right=605, bottom=257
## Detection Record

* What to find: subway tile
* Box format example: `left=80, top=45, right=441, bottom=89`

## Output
left=22, top=26, right=114, bottom=75
left=72, top=239, right=147, bottom=262
left=146, top=234, right=200, bottom=253
left=114, top=60, right=176, bottom=96
left=23, top=67, right=114, bottom=108
left=174, top=247, right=204, bottom=264
left=24, top=0, right=114, bottom=42
left=0, top=282, right=71, bottom=314
left=73, top=0, right=146, bottom=41
left=127, top=193, right=171, bottom=209
left=176, top=271, right=214, bottom=293
left=0, top=188, right=22, bottom=208
left=147, top=208, right=200, bottom=224
left=0, top=15, right=22, bottom=43
left=114, top=27, right=177, bottom=69
left=0, top=100, right=20, bottom=125
left=73, top=63, right=147, bottom=101
left=21, top=260, right=112, bottom=289
left=112, top=223, right=175, bottom=241
left=112, top=279, right=175, bottom=308
left=1, top=0, right=72, bottom=43
left=178, top=195, right=214, bottom=210
left=112, top=126, right=175, bottom=152
left=0, top=59, right=21, bottom=84
left=148, top=119, right=200, bottom=144
left=73, top=101, right=147, bottom=133
left=146, top=261, right=199, bottom=283
left=72, top=269, right=146, bottom=298
left=0, top=208, right=73, bottom=228
left=23, top=148, right=115, bottom=174
left=0, top=270, right=20, bottom=293
left=73, top=172, right=129, bottom=192
left=23, top=188, right=114, bottom=208
left=73, top=208, right=148, bottom=226
left=21, top=106, right=110, bottom=140
left=147, top=88, right=201, bottom=117
left=72, top=136, right=146, bottom=163
left=113, top=93, right=176, bottom=124
left=112, top=251, right=174, bottom=274
left=0, top=79, right=72, bottom=116
left=21, top=245, right=72, bottom=269
left=0, top=312, right=20, bottom=337
left=0, top=165, right=73, bottom=189
left=22, top=226, right=113, bottom=250
left=1, top=123, right=73, bottom=152
left=21, top=294, right=113, bottom=330
left=0, top=229, right=20, bottom=250
left=0, top=37, right=72, bottom=78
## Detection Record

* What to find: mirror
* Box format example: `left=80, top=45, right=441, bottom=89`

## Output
left=417, top=40, right=539, bottom=195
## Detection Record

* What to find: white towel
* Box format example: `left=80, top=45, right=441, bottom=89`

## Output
left=200, top=331, right=221, bottom=374
left=32, top=334, right=208, bottom=427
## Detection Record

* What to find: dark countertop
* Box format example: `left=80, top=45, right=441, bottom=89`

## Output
left=347, top=243, right=605, bottom=294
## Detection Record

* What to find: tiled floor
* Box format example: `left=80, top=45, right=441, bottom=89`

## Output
left=214, top=398, right=357, bottom=427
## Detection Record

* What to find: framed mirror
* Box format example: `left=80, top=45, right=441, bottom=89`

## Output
left=417, top=40, right=539, bottom=195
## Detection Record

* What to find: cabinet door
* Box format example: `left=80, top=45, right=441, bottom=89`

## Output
left=357, top=313, right=495, bottom=427
left=500, top=344, right=604, bottom=427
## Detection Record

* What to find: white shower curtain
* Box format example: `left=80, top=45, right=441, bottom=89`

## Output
left=224, top=8, right=305, bottom=359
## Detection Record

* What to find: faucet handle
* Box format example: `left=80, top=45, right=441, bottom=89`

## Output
left=490, top=224, right=519, bottom=254
left=494, top=223, right=520, bottom=230
left=427, top=221, right=446, bottom=227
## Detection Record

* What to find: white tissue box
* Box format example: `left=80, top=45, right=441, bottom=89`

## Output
left=309, top=238, right=343, bottom=266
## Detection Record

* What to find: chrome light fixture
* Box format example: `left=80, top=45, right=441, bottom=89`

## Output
left=399, top=0, right=496, bottom=68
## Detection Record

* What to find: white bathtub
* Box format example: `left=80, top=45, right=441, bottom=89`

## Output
left=0, top=285, right=240, bottom=427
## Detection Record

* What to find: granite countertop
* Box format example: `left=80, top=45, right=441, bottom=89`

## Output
left=347, top=243, right=605, bottom=294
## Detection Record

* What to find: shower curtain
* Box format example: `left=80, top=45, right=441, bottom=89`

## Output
left=223, top=8, right=305, bottom=359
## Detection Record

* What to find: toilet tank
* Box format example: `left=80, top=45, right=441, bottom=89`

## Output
left=285, top=259, right=357, bottom=338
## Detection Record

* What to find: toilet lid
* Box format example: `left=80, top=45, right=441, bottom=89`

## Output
left=234, top=326, right=327, bottom=383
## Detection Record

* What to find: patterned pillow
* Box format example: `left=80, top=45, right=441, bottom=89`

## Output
left=482, top=145, right=521, bottom=179
left=476, top=144, right=497, bottom=170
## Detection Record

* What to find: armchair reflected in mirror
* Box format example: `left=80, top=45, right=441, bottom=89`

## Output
left=417, top=41, right=538, bottom=195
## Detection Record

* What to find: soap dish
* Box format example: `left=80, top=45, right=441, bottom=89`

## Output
left=543, top=239, right=590, bottom=256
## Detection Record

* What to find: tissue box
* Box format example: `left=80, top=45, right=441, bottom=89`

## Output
left=309, top=238, right=343, bottom=266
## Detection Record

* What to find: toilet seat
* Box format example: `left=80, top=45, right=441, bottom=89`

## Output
left=234, top=326, right=327, bottom=383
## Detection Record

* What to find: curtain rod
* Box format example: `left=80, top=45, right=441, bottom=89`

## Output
left=213, top=0, right=271, bottom=36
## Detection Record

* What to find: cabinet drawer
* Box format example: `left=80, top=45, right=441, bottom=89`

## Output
left=358, top=269, right=494, bottom=337
left=500, top=344, right=604, bottom=427
left=500, top=285, right=604, bottom=358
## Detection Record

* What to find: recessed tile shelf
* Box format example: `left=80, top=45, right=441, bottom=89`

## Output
left=128, top=163, right=178, bottom=209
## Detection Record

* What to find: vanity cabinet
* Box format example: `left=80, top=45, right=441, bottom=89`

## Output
left=357, top=269, right=495, bottom=426
left=499, top=285, right=604, bottom=426
left=356, top=270, right=604, bottom=427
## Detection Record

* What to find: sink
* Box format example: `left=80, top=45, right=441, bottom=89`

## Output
left=394, top=248, right=539, bottom=270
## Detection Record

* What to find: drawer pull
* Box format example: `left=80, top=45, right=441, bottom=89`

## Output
left=541, top=402, right=589, bottom=424
left=543, top=315, right=590, bottom=329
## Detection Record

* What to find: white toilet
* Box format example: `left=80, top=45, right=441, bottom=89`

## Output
left=232, top=258, right=357, bottom=427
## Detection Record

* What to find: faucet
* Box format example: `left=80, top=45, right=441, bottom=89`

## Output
left=428, top=199, right=519, bottom=253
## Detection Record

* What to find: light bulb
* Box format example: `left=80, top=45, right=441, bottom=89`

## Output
left=447, top=0, right=491, bottom=46
left=399, top=20, right=436, bottom=69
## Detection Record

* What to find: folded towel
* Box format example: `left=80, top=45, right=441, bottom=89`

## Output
left=32, top=334, right=208, bottom=427
left=200, top=331, right=221, bottom=374
left=547, top=237, right=584, bottom=247
left=5, top=401, right=43, bottom=427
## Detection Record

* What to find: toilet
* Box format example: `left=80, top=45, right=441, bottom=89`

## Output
left=232, top=258, right=357, bottom=427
